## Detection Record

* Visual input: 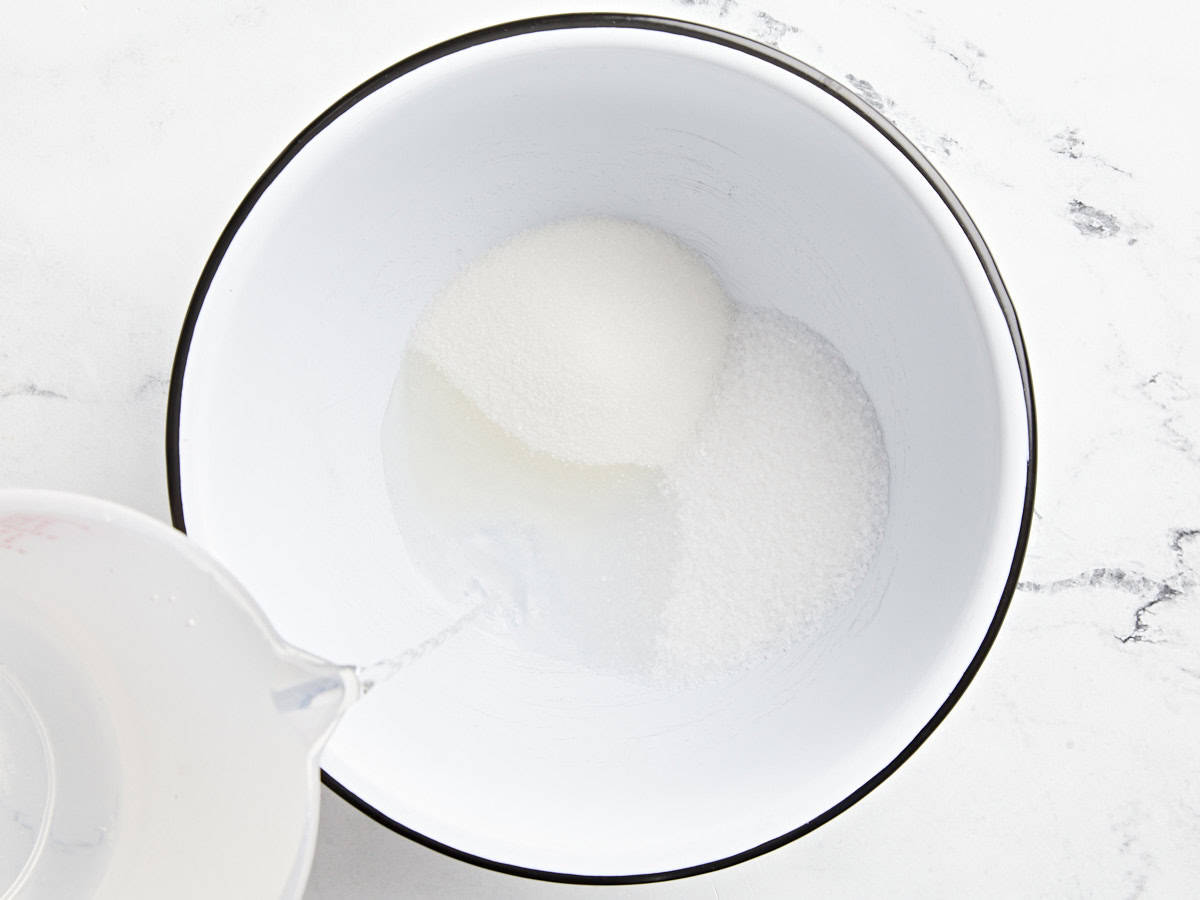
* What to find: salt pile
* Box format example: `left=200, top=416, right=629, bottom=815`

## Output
left=384, top=216, right=889, bottom=684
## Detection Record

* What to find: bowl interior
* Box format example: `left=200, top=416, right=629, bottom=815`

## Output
left=175, top=24, right=1030, bottom=877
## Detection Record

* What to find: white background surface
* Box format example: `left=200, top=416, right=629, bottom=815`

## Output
left=2, top=0, right=1198, bottom=896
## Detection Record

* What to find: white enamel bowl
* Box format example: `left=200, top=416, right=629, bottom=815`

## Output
left=168, top=15, right=1035, bottom=883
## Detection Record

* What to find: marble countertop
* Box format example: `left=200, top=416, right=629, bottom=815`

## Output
left=3, top=0, right=1197, bottom=896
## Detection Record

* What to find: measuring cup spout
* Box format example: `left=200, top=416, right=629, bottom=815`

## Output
left=271, top=655, right=360, bottom=748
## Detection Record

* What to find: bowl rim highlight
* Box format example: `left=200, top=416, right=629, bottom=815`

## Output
left=165, top=12, right=1037, bottom=885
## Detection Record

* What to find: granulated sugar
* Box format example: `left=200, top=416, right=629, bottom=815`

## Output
left=384, top=216, right=889, bottom=684
left=656, top=306, right=889, bottom=681
left=409, top=217, right=731, bottom=467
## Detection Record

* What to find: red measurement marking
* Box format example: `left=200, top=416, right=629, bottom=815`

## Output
left=0, top=514, right=88, bottom=554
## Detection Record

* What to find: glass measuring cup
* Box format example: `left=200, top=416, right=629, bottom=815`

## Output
left=0, top=490, right=357, bottom=899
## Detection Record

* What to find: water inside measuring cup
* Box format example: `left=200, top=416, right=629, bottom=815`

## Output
left=0, top=613, right=121, bottom=899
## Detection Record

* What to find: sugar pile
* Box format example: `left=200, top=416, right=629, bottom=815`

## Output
left=656, top=306, right=889, bottom=680
left=383, top=216, right=889, bottom=684
left=409, top=217, right=731, bottom=467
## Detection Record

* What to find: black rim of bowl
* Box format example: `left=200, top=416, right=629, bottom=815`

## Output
left=166, top=12, right=1038, bottom=886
